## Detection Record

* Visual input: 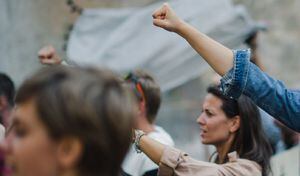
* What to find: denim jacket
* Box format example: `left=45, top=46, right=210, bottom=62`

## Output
left=220, top=49, right=300, bottom=132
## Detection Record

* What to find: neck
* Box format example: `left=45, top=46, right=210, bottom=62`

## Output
left=60, top=170, right=79, bottom=176
left=136, top=116, right=155, bottom=134
left=215, top=134, right=235, bottom=164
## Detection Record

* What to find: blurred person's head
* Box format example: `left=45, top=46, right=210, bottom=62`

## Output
left=244, top=30, right=266, bottom=70
left=1, top=66, right=136, bottom=176
left=197, top=85, right=272, bottom=176
left=124, top=70, right=161, bottom=125
left=0, top=73, right=15, bottom=127
left=274, top=120, right=300, bottom=150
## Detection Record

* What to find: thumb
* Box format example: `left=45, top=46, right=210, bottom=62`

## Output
left=153, top=19, right=169, bottom=30
left=38, top=45, right=55, bottom=58
left=40, top=57, right=62, bottom=65
left=40, top=59, right=56, bottom=65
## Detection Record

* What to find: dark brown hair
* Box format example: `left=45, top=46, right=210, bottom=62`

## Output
left=15, top=66, right=136, bottom=176
left=207, top=85, right=272, bottom=176
left=125, top=69, right=161, bottom=123
left=0, top=73, right=15, bottom=107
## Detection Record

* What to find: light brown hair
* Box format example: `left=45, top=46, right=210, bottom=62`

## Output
left=125, top=69, right=161, bottom=123
left=15, top=66, right=136, bottom=176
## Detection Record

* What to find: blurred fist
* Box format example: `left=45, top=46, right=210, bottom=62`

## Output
left=152, top=3, right=183, bottom=32
left=38, top=45, right=62, bottom=65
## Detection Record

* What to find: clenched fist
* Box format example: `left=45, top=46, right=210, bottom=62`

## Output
left=38, top=45, right=62, bottom=65
left=152, top=3, right=184, bottom=33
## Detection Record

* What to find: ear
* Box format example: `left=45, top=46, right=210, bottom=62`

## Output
left=229, top=116, right=240, bottom=133
left=138, top=100, right=146, bottom=116
left=57, top=137, right=83, bottom=170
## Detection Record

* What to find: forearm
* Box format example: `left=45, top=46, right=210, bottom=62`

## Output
left=176, top=21, right=233, bottom=76
left=139, top=135, right=166, bottom=165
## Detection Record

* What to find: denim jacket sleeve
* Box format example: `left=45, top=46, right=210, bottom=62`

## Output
left=220, top=49, right=300, bottom=132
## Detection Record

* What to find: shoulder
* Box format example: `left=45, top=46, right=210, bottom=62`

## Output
left=215, top=151, right=262, bottom=176
left=221, top=158, right=262, bottom=176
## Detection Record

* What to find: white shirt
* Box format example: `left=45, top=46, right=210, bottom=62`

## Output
left=122, top=125, right=174, bottom=176
left=0, top=124, right=5, bottom=141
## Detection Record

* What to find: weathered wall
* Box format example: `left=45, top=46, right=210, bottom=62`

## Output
left=0, top=0, right=74, bottom=85
left=0, top=0, right=157, bottom=86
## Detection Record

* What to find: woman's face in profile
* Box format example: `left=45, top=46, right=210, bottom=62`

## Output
left=196, top=93, right=237, bottom=146
left=1, top=99, right=60, bottom=176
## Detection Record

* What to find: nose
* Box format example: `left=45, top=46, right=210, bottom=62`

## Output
left=196, top=113, right=206, bottom=125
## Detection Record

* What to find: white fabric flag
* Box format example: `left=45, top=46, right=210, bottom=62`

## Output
left=67, top=0, right=257, bottom=91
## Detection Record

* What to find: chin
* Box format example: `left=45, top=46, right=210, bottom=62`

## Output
left=200, top=138, right=209, bottom=145
left=201, top=140, right=210, bottom=145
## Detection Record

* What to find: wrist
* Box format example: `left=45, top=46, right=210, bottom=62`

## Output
left=174, top=19, right=188, bottom=35
left=133, top=130, right=146, bottom=153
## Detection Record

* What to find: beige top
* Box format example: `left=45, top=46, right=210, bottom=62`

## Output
left=158, top=146, right=262, bottom=176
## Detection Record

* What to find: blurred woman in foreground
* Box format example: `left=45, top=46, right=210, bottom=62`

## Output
left=1, top=66, right=136, bottom=176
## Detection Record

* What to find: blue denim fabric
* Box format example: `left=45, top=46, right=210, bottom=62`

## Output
left=220, top=49, right=300, bottom=132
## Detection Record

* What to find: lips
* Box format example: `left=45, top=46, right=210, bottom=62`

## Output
left=200, top=129, right=207, bottom=137
left=200, top=127, right=207, bottom=133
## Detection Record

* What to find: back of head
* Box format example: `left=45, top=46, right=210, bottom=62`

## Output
left=274, top=120, right=300, bottom=149
left=207, top=85, right=272, bottom=176
left=125, top=69, right=161, bottom=123
left=0, top=73, right=15, bottom=107
left=15, top=66, right=136, bottom=176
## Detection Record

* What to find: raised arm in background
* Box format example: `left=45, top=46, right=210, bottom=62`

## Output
left=38, top=45, right=63, bottom=65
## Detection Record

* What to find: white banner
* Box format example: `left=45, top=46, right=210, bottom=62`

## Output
left=67, top=0, right=258, bottom=91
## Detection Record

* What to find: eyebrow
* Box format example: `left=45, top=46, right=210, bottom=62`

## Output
left=204, top=107, right=217, bottom=114
left=205, top=109, right=214, bottom=113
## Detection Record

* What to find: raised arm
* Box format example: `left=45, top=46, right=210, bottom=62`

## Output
left=152, top=3, right=233, bottom=76
left=152, top=3, right=300, bottom=132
